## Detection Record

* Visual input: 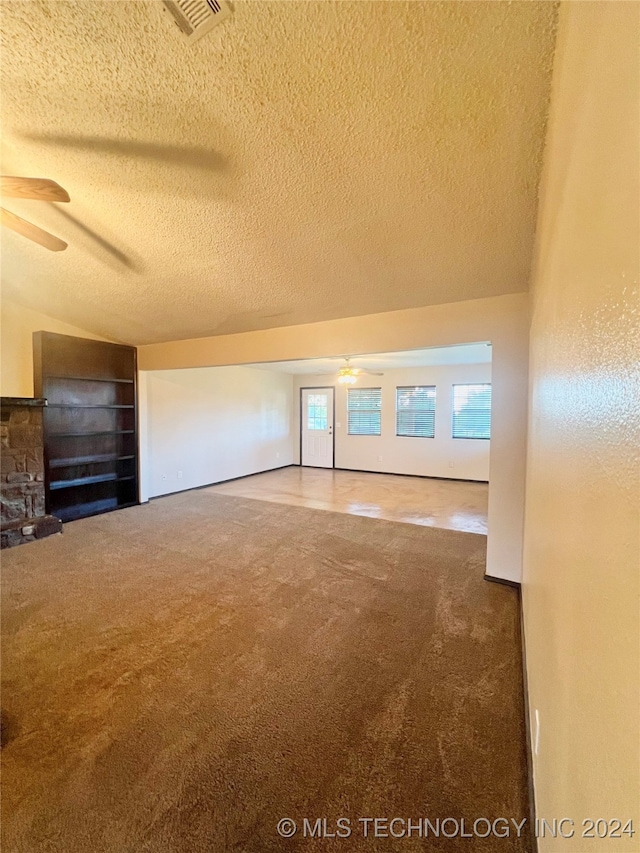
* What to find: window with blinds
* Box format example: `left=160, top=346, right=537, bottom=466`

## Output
left=347, top=387, right=382, bottom=435
left=396, top=386, right=436, bottom=438
left=452, top=384, right=492, bottom=439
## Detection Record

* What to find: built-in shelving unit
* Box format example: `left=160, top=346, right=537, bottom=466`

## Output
left=34, top=332, right=139, bottom=522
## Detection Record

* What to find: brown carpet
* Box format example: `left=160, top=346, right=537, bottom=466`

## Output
left=1, top=492, right=531, bottom=852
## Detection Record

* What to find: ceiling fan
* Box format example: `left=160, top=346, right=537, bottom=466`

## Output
left=1, top=176, right=70, bottom=251
left=336, top=358, right=384, bottom=385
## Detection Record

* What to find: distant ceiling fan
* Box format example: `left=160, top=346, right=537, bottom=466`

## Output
left=1, top=176, right=70, bottom=251
left=336, top=358, right=384, bottom=385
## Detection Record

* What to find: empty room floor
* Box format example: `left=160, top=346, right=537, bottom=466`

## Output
left=206, top=467, right=489, bottom=534
left=1, top=491, right=529, bottom=852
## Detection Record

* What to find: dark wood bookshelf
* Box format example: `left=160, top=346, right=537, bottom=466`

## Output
left=33, top=332, right=139, bottom=523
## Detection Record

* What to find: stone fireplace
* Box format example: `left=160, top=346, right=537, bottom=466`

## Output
left=1, top=397, right=62, bottom=548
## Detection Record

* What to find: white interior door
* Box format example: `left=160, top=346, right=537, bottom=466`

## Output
left=301, top=388, right=334, bottom=468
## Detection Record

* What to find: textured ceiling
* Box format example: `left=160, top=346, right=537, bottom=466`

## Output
left=248, top=343, right=492, bottom=375
left=0, top=1, right=557, bottom=345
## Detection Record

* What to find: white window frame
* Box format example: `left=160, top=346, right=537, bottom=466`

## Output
left=396, top=386, right=436, bottom=438
left=452, top=383, right=492, bottom=440
left=347, top=387, right=382, bottom=436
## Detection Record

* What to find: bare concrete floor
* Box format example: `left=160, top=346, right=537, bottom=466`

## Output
left=205, top=466, right=489, bottom=534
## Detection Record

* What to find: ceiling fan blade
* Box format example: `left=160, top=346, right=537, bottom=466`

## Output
left=361, top=369, right=384, bottom=376
left=1, top=208, right=68, bottom=251
left=1, top=176, right=70, bottom=203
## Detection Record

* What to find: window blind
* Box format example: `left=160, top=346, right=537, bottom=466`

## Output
left=347, top=387, right=382, bottom=435
left=452, top=384, right=492, bottom=439
left=396, top=386, right=436, bottom=438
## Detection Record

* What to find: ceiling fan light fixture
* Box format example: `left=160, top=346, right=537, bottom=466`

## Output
left=338, top=368, right=357, bottom=384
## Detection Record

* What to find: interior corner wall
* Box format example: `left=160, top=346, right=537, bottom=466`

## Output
left=138, top=292, right=529, bottom=583
left=292, top=362, right=491, bottom=481
left=0, top=300, right=109, bottom=397
left=141, top=366, right=294, bottom=500
left=522, top=2, right=639, bottom=847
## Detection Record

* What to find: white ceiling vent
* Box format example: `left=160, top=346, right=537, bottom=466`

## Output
left=162, top=0, right=232, bottom=43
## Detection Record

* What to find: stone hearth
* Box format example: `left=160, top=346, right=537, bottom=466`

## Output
left=1, top=397, right=62, bottom=548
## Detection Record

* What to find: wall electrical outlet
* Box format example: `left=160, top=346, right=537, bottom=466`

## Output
left=177, top=470, right=183, bottom=479
left=276, top=452, right=280, bottom=459
left=377, top=455, right=383, bottom=462
left=449, top=461, right=455, bottom=468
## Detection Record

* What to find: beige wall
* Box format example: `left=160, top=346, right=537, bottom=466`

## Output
left=139, top=292, right=529, bottom=583
left=0, top=300, right=109, bottom=397
left=141, top=366, right=294, bottom=501
left=293, top=362, right=492, bottom=481
left=522, top=3, right=639, bottom=848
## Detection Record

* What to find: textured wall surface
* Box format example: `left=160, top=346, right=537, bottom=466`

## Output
left=522, top=3, right=639, bottom=847
left=1, top=1, right=556, bottom=344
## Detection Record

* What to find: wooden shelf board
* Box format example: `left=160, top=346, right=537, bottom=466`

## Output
left=47, top=404, right=135, bottom=410
left=55, top=499, right=118, bottom=522
left=50, top=474, right=136, bottom=491
left=56, top=498, right=138, bottom=522
left=49, top=454, right=135, bottom=468
left=43, top=375, right=134, bottom=384
left=49, top=430, right=135, bottom=438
